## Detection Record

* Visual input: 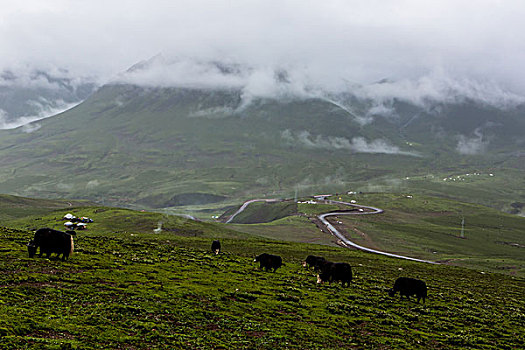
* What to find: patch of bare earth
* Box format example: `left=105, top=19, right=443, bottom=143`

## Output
left=328, top=218, right=381, bottom=250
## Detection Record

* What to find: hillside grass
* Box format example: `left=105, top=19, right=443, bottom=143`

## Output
left=0, top=194, right=93, bottom=222
left=220, top=194, right=525, bottom=276
left=1, top=222, right=524, bottom=349
left=328, top=193, right=525, bottom=276
left=230, top=216, right=337, bottom=246
left=225, top=201, right=298, bottom=224
left=0, top=196, right=523, bottom=348
left=1, top=206, right=251, bottom=241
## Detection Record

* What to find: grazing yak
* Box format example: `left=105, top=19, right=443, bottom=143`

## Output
left=211, top=240, right=221, bottom=255
left=388, top=277, right=427, bottom=303
left=254, top=253, right=283, bottom=272
left=317, top=262, right=353, bottom=287
left=27, top=228, right=74, bottom=261
left=303, top=255, right=326, bottom=271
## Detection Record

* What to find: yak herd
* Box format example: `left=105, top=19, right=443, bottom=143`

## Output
left=26, top=229, right=427, bottom=303
left=249, top=246, right=427, bottom=303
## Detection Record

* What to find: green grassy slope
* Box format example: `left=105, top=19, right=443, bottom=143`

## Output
left=333, top=193, right=525, bottom=275
left=1, top=84, right=524, bottom=212
left=1, top=205, right=251, bottom=241
left=224, top=201, right=298, bottom=224
left=1, top=221, right=523, bottom=349
left=221, top=195, right=525, bottom=276
left=0, top=194, right=94, bottom=221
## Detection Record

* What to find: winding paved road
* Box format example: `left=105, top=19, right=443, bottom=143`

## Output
left=319, top=200, right=437, bottom=264
left=226, top=197, right=438, bottom=264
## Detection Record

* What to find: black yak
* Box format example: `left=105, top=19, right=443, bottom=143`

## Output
left=388, top=277, right=427, bottom=303
left=317, top=262, right=352, bottom=287
left=303, top=255, right=326, bottom=271
left=211, top=240, right=221, bottom=255
left=254, top=253, right=282, bottom=272
left=27, top=228, right=74, bottom=261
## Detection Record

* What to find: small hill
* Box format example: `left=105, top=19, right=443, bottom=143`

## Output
left=223, top=201, right=298, bottom=224
left=0, top=194, right=94, bottom=221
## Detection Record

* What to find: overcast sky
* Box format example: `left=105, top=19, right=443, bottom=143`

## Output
left=1, top=0, right=525, bottom=96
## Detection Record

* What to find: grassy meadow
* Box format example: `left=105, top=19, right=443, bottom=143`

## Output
left=0, top=199, right=524, bottom=349
left=226, top=194, right=525, bottom=276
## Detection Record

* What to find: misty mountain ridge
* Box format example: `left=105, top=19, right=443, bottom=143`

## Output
left=113, top=57, right=525, bottom=156
left=113, top=56, right=525, bottom=156
left=0, top=57, right=524, bottom=209
left=117, top=55, right=525, bottom=108
left=0, top=67, right=98, bottom=129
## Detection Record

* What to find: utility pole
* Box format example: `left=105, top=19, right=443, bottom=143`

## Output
left=460, top=217, right=465, bottom=238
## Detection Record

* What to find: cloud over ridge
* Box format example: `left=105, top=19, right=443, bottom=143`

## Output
left=1, top=1, right=525, bottom=100
left=115, top=56, right=525, bottom=111
left=281, top=129, right=419, bottom=156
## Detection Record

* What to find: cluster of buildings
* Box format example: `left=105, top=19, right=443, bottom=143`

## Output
left=62, top=213, right=93, bottom=230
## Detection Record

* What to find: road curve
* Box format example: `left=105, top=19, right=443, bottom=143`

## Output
left=226, top=197, right=438, bottom=264
left=319, top=200, right=438, bottom=264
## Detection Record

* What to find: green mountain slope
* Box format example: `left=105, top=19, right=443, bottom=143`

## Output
left=0, top=83, right=524, bottom=210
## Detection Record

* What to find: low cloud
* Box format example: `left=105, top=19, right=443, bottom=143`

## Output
left=116, top=57, right=525, bottom=124
left=352, top=69, right=525, bottom=110
left=86, top=180, right=100, bottom=189
left=57, top=182, right=74, bottom=191
left=0, top=109, right=41, bottom=130
left=115, top=56, right=247, bottom=90
left=2, top=1, right=525, bottom=104
left=0, top=99, right=79, bottom=131
left=281, top=129, right=418, bottom=156
left=188, top=106, right=235, bottom=118
left=116, top=56, right=313, bottom=109
left=0, top=65, right=98, bottom=128
left=456, top=128, right=489, bottom=155
left=21, top=123, right=41, bottom=133
left=1, top=65, right=98, bottom=90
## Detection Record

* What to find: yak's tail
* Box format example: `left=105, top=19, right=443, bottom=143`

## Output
left=70, top=236, right=74, bottom=256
